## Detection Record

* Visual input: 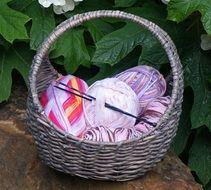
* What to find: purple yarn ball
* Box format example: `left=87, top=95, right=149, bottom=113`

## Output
left=115, top=65, right=167, bottom=114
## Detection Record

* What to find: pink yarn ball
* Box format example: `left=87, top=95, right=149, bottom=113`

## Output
left=115, top=65, right=167, bottom=113
left=113, top=120, right=153, bottom=142
left=142, top=96, right=171, bottom=124
left=83, top=78, right=139, bottom=130
left=40, top=75, right=88, bottom=137
left=82, top=126, right=114, bottom=142
left=113, top=127, right=134, bottom=142
left=133, top=121, right=153, bottom=137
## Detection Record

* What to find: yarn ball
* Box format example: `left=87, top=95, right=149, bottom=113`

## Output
left=133, top=121, right=154, bottom=137
left=113, top=127, right=134, bottom=142
left=40, top=75, right=88, bottom=136
left=83, top=78, right=139, bottom=129
left=113, top=121, right=153, bottom=142
left=115, top=65, right=166, bottom=112
left=82, top=126, right=114, bottom=142
left=142, top=96, right=171, bottom=124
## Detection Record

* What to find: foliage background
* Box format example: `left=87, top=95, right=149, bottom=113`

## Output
left=0, top=0, right=211, bottom=188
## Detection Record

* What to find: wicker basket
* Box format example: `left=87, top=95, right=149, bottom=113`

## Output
left=27, top=10, right=183, bottom=181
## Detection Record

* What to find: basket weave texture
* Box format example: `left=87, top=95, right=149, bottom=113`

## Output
left=27, top=10, right=184, bottom=181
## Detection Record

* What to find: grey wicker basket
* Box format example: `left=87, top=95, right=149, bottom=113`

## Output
left=27, top=10, right=183, bottom=181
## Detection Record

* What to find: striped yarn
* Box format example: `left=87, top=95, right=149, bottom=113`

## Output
left=40, top=75, right=88, bottom=136
left=82, top=126, right=114, bottom=142
left=142, top=96, right=171, bottom=123
left=115, top=65, right=166, bottom=113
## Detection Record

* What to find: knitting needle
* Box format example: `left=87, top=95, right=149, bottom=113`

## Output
left=55, top=82, right=141, bottom=120
left=53, top=85, right=156, bottom=127
left=54, top=85, right=92, bottom=101
left=55, top=81, right=96, bottom=100
left=53, top=85, right=140, bottom=120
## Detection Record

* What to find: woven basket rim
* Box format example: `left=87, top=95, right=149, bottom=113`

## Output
left=29, top=10, right=183, bottom=146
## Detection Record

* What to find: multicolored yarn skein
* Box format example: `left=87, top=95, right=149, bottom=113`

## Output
left=115, top=65, right=166, bottom=113
left=83, top=78, right=139, bottom=130
left=40, top=75, right=88, bottom=137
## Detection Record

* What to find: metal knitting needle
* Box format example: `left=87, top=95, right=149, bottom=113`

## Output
left=53, top=85, right=140, bottom=120
left=53, top=85, right=156, bottom=127
left=54, top=85, right=92, bottom=101
left=56, top=82, right=141, bottom=120
left=55, top=81, right=96, bottom=100
left=104, top=103, right=138, bottom=120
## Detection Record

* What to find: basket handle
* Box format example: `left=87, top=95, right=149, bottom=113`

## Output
left=29, top=10, right=183, bottom=126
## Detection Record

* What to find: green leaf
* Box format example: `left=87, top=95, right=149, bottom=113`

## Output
left=84, top=19, right=114, bottom=42
left=65, top=0, right=113, bottom=17
left=205, top=181, right=211, bottom=190
left=0, top=36, right=11, bottom=49
left=127, top=5, right=190, bottom=65
left=188, top=128, right=211, bottom=185
left=171, top=88, right=192, bottom=155
left=0, top=0, right=30, bottom=43
left=9, top=0, right=34, bottom=11
left=139, top=39, right=168, bottom=65
left=0, top=43, right=33, bottom=102
left=114, top=0, right=138, bottom=7
left=10, top=0, right=55, bottom=50
left=184, top=49, right=211, bottom=130
left=51, top=29, right=90, bottom=73
left=167, top=0, right=211, bottom=34
left=92, top=22, right=145, bottom=65
left=92, top=3, right=186, bottom=66
left=88, top=46, right=140, bottom=85
left=24, top=1, right=55, bottom=50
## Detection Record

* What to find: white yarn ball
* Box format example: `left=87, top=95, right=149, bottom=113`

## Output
left=83, top=78, right=139, bottom=130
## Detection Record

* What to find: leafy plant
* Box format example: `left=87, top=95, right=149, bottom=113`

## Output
left=0, top=0, right=211, bottom=188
